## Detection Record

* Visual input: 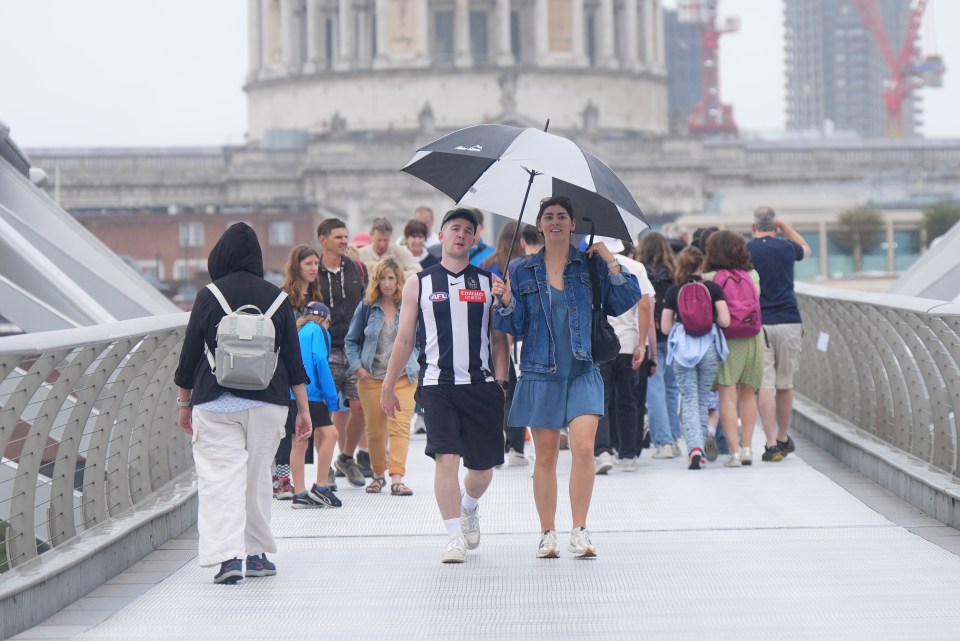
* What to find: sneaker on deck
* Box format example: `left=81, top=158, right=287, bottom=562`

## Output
left=460, top=498, right=480, bottom=550
left=327, top=467, right=338, bottom=491
left=245, top=553, right=276, bottom=578
left=651, top=444, right=675, bottom=459
left=292, top=491, right=324, bottom=508
left=308, top=484, right=342, bottom=507
left=413, top=413, right=427, bottom=435
left=594, top=451, right=614, bottom=475
left=568, top=527, right=597, bottom=559
left=441, top=532, right=467, bottom=563
left=335, top=454, right=365, bottom=487
left=778, top=436, right=796, bottom=457
left=356, top=450, right=374, bottom=478
left=558, top=429, right=570, bottom=450
left=537, top=531, right=559, bottom=558
left=688, top=448, right=704, bottom=470
left=506, top=449, right=528, bottom=467
left=273, top=475, right=294, bottom=500
left=214, top=558, right=243, bottom=584
left=704, top=433, right=719, bottom=462
left=616, top=456, right=639, bottom=472
left=671, top=441, right=681, bottom=457
left=763, top=444, right=785, bottom=462
left=723, top=452, right=742, bottom=468
left=741, top=447, right=753, bottom=466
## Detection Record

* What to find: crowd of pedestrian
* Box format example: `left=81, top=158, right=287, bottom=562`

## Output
left=175, top=200, right=810, bottom=582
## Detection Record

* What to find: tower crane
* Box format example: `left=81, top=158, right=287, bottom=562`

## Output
left=678, top=0, right=739, bottom=135
left=850, top=0, right=945, bottom=137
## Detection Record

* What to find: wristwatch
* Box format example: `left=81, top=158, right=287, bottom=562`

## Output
left=177, top=398, right=191, bottom=409
left=606, top=257, right=620, bottom=270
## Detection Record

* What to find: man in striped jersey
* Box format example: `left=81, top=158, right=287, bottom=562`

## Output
left=381, top=207, right=510, bottom=564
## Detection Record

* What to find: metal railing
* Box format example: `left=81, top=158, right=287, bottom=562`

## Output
left=795, top=283, right=960, bottom=478
left=0, top=313, right=191, bottom=571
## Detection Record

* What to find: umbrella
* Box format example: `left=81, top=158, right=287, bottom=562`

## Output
left=401, top=123, right=649, bottom=245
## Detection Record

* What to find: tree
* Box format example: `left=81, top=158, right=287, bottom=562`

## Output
left=921, top=203, right=960, bottom=246
left=834, top=207, right=884, bottom=273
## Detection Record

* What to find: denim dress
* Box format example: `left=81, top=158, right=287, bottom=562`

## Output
left=508, top=286, right=604, bottom=428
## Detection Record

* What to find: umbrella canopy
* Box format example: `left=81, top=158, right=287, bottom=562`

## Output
left=402, top=124, right=648, bottom=241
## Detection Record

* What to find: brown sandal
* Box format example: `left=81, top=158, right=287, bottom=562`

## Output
left=390, top=482, right=413, bottom=496
left=366, top=477, right=385, bottom=493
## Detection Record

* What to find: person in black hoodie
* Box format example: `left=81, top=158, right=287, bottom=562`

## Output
left=175, top=222, right=311, bottom=585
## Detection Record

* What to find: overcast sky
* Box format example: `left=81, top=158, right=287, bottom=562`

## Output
left=2, top=0, right=957, bottom=148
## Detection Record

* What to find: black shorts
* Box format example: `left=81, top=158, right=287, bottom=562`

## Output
left=416, top=382, right=505, bottom=471
left=284, top=400, right=333, bottom=437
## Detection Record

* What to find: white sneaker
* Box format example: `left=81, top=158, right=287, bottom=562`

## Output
left=741, top=447, right=753, bottom=466
left=723, top=452, right=742, bottom=468
left=568, top=527, right=597, bottom=558
left=595, top=451, right=614, bottom=475
left=441, top=532, right=466, bottom=563
left=412, top=413, right=426, bottom=434
left=671, top=441, right=681, bottom=457
left=460, top=497, right=480, bottom=550
left=651, top=444, right=675, bottom=459
left=507, top=449, right=529, bottom=467
left=537, top=531, right=559, bottom=558
left=616, top=456, right=639, bottom=472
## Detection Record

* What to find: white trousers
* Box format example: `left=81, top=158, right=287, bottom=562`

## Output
left=191, top=403, right=287, bottom=567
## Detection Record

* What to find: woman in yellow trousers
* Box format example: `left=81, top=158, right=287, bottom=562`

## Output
left=345, top=258, right=421, bottom=495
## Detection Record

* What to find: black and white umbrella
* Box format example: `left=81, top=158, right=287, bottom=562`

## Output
left=401, top=123, right=649, bottom=242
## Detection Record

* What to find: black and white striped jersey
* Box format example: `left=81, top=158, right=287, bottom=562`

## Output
left=416, top=263, right=494, bottom=386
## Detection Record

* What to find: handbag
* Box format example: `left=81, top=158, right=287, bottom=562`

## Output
left=584, top=222, right=621, bottom=364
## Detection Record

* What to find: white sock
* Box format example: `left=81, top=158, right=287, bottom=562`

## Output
left=461, top=493, right=479, bottom=511
left=444, top=518, right=460, bottom=535
left=708, top=426, right=716, bottom=436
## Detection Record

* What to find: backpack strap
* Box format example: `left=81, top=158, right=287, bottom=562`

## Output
left=263, top=291, right=289, bottom=320
left=205, top=283, right=233, bottom=315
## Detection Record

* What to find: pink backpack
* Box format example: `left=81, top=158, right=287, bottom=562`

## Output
left=713, top=269, right=762, bottom=339
left=677, top=281, right=715, bottom=337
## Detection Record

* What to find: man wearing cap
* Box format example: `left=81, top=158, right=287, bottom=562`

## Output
left=381, top=207, right=509, bottom=564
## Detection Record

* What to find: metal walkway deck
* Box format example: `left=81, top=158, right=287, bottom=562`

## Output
left=12, top=430, right=960, bottom=641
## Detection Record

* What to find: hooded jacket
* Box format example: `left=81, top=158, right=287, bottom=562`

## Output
left=174, top=223, right=308, bottom=407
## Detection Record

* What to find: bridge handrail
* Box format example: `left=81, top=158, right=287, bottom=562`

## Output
left=795, top=282, right=960, bottom=478
left=0, top=313, right=192, bottom=573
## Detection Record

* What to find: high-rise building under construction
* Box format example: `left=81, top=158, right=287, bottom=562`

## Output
left=784, top=0, right=919, bottom=138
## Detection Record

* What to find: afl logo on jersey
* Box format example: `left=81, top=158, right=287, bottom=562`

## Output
left=429, top=292, right=449, bottom=302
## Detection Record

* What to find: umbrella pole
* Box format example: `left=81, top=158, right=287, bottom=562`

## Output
left=493, top=168, right=539, bottom=308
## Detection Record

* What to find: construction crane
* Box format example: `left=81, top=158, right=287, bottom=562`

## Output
left=851, top=0, right=946, bottom=137
left=678, top=0, right=739, bottom=135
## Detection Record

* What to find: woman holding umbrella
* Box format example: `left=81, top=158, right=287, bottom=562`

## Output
left=495, top=196, right=641, bottom=559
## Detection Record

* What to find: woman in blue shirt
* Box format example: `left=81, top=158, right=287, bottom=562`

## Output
left=495, top=196, right=641, bottom=559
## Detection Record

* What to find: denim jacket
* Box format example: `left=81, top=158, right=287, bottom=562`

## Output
left=344, top=299, right=420, bottom=382
left=494, top=245, right=641, bottom=374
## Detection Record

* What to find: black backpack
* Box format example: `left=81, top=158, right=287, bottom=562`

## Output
left=646, top=264, right=675, bottom=343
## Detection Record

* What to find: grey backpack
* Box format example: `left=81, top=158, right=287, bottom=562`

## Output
left=204, top=283, right=288, bottom=391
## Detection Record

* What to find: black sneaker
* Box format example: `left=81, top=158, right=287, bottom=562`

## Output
left=307, top=484, right=342, bottom=508
left=245, top=553, right=276, bottom=578
left=356, top=450, right=374, bottom=478
left=761, top=445, right=785, bottom=462
left=777, top=436, right=796, bottom=457
left=214, top=558, right=243, bottom=584
left=335, top=454, right=365, bottom=487
left=292, top=491, right=324, bottom=508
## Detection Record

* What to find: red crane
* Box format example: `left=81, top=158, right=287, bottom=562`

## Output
left=851, top=0, right=945, bottom=137
left=679, top=0, right=739, bottom=135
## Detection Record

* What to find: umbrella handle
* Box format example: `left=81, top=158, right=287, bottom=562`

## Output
left=494, top=168, right=540, bottom=310
left=583, top=217, right=596, bottom=248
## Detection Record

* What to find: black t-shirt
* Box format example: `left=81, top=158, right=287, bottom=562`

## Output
left=664, top=277, right=724, bottom=325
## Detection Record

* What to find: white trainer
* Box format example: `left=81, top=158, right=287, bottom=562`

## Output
left=617, top=456, right=639, bottom=472
left=741, top=447, right=753, bottom=466
left=723, top=451, right=743, bottom=468
left=568, top=527, right=597, bottom=559
left=651, top=444, right=675, bottom=459
left=507, top=449, right=529, bottom=467
left=671, top=441, right=681, bottom=457
left=441, top=532, right=466, bottom=563
left=460, top=498, right=480, bottom=550
left=537, top=531, right=559, bottom=558
left=595, top=451, right=614, bottom=475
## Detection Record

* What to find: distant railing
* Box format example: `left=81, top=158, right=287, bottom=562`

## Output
left=0, top=313, right=191, bottom=571
left=795, top=283, right=960, bottom=477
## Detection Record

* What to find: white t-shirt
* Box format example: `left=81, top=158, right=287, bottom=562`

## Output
left=607, top=255, right=655, bottom=354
